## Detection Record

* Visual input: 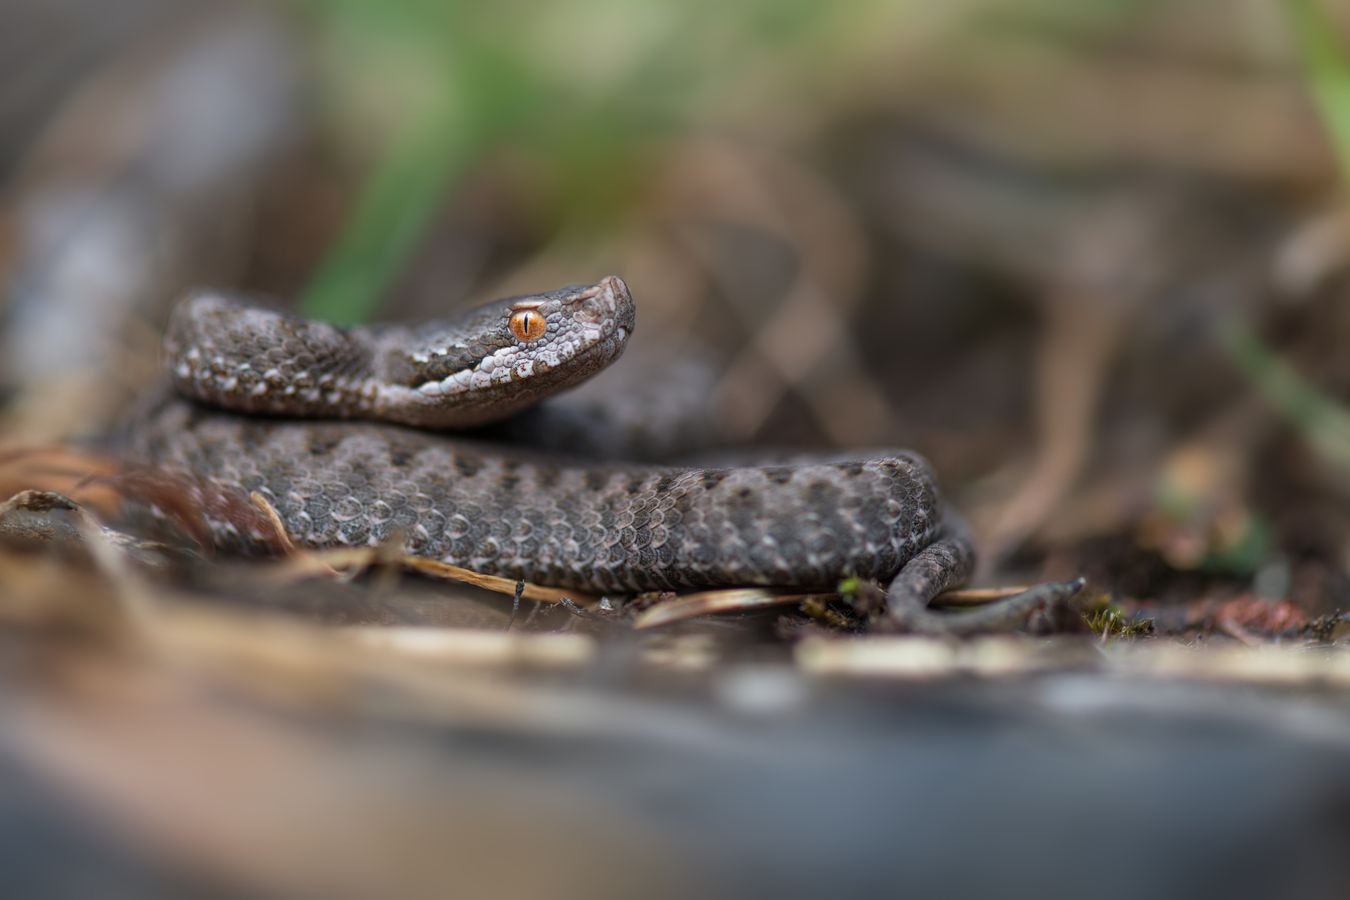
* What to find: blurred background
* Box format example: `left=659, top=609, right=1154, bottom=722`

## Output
left=3, top=1, right=1350, bottom=897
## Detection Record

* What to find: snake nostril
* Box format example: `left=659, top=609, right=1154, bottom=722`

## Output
left=574, top=275, right=631, bottom=327
left=574, top=301, right=603, bottom=325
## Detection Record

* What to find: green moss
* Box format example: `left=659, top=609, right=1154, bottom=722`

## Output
left=1082, top=596, right=1153, bottom=639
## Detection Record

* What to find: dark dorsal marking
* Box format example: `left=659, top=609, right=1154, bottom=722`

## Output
left=307, top=433, right=341, bottom=457
left=700, top=471, right=727, bottom=490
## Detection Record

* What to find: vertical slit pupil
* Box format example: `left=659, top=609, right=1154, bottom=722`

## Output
left=511, top=310, right=546, bottom=342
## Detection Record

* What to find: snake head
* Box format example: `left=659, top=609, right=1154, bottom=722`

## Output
left=375, top=275, right=637, bottom=428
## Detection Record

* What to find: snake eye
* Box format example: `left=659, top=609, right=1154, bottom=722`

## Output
left=509, top=309, right=546, bottom=342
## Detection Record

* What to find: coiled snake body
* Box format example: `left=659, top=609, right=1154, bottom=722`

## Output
left=135, top=276, right=1081, bottom=631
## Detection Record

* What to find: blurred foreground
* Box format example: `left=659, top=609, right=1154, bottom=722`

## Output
left=0, top=548, right=1349, bottom=899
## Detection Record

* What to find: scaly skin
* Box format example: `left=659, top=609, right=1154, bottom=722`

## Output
left=164, top=277, right=634, bottom=428
left=141, top=276, right=1082, bottom=632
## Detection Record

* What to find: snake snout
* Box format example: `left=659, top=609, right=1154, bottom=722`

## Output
left=574, top=275, right=635, bottom=333
left=598, top=274, right=631, bottom=303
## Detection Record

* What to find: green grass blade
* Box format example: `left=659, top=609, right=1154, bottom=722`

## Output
left=300, top=110, right=468, bottom=324
left=1221, top=319, right=1350, bottom=471
left=1287, top=0, right=1350, bottom=182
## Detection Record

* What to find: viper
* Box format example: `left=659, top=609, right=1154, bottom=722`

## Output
left=132, top=275, right=1083, bottom=632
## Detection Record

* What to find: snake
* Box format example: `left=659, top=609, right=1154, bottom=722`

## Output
left=132, top=275, right=1083, bottom=632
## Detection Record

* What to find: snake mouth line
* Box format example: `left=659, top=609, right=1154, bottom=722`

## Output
left=411, top=276, right=634, bottom=397
left=411, top=324, right=629, bottom=398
